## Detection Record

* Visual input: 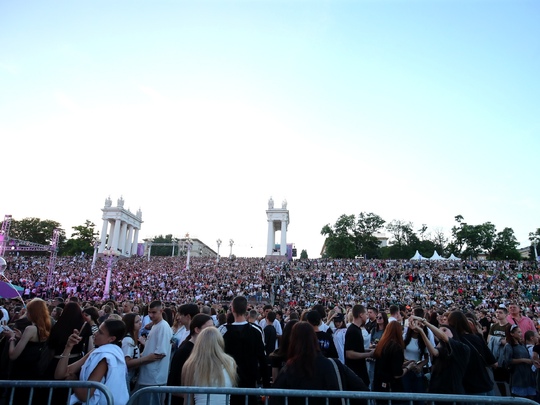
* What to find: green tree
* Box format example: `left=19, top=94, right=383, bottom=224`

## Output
left=355, top=212, right=385, bottom=258
left=417, top=239, right=437, bottom=258
left=449, top=216, right=496, bottom=259
left=449, top=215, right=467, bottom=254
left=300, top=249, right=308, bottom=259
left=321, top=214, right=357, bottom=258
left=63, top=220, right=99, bottom=256
left=150, top=234, right=178, bottom=256
left=462, top=222, right=496, bottom=259
left=386, top=220, right=419, bottom=259
left=418, top=224, right=428, bottom=240
left=430, top=227, right=448, bottom=256
left=491, top=227, right=520, bottom=260
left=6, top=217, right=66, bottom=253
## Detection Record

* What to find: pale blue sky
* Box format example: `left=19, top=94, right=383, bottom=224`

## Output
left=1, top=0, right=538, bottom=258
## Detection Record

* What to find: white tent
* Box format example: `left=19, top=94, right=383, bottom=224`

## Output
left=429, top=251, right=445, bottom=261
left=410, top=250, right=423, bottom=260
left=447, top=253, right=460, bottom=261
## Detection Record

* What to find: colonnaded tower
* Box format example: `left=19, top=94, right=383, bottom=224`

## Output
left=266, top=197, right=289, bottom=258
left=98, top=196, right=143, bottom=257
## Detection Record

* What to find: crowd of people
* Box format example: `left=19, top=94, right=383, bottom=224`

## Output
left=1, top=255, right=540, bottom=404
left=4, top=255, right=540, bottom=313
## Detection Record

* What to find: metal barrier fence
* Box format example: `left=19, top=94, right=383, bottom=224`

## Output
left=0, top=380, right=114, bottom=405
left=127, top=386, right=538, bottom=405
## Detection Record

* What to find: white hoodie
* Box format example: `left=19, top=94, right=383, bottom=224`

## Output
left=70, top=344, right=129, bottom=405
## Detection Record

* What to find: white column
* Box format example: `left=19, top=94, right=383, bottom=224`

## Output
left=131, top=228, right=140, bottom=255
left=111, top=219, right=121, bottom=251
left=267, top=220, right=275, bottom=255
left=99, top=219, right=109, bottom=253
left=280, top=220, right=287, bottom=255
left=119, top=221, right=128, bottom=255
left=108, top=221, right=116, bottom=248
left=125, top=225, right=134, bottom=256
left=186, top=244, right=192, bottom=269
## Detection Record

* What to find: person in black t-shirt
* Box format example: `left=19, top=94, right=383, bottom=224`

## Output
left=345, top=304, right=373, bottom=386
left=221, top=296, right=270, bottom=405
left=306, top=310, right=338, bottom=358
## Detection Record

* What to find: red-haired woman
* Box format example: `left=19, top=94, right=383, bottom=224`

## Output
left=372, top=321, right=415, bottom=396
left=2, top=298, right=51, bottom=405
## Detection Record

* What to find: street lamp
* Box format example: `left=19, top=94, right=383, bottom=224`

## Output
left=185, top=234, right=193, bottom=270
left=103, top=247, right=120, bottom=300
left=216, top=239, right=222, bottom=263
left=229, top=239, right=234, bottom=258
left=91, top=239, right=100, bottom=271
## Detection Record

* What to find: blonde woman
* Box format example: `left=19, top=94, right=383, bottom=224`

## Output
left=182, top=327, right=238, bottom=405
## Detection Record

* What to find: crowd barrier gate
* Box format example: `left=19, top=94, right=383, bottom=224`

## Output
left=126, top=386, right=538, bottom=405
left=0, top=380, right=113, bottom=405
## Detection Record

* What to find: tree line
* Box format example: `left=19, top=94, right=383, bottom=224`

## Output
left=1, top=215, right=538, bottom=261
left=321, top=212, right=538, bottom=261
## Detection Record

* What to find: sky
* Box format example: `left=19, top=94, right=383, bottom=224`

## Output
left=1, top=0, right=539, bottom=258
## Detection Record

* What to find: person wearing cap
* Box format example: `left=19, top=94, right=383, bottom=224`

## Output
left=331, top=313, right=347, bottom=363
left=507, top=302, right=536, bottom=334
left=306, top=310, right=338, bottom=359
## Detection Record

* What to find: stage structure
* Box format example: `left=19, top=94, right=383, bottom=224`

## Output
left=266, top=197, right=290, bottom=258
left=0, top=214, right=60, bottom=293
left=98, top=197, right=143, bottom=257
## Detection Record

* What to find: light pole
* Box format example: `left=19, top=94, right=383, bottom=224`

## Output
left=229, top=239, right=234, bottom=258
left=91, top=239, right=100, bottom=271
left=216, top=239, right=222, bottom=263
left=185, top=234, right=193, bottom=270
left=103, top=247, right=120, bottom=300
left=171, top=238, right=178, bottom=257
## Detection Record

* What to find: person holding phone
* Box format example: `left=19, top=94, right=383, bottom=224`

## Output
left=55, top=319, right=130, bottom=405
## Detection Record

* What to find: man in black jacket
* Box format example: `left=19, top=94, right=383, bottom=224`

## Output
left=221, top=296, right=270, bottom=405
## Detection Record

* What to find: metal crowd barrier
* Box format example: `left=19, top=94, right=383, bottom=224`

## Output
left=0, top=380, right=114, bottom=405
left=127, top=386, right=538, bottom=405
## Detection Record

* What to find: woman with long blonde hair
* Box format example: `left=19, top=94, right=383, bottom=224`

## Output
left=182, top=327, right=238, bottom=405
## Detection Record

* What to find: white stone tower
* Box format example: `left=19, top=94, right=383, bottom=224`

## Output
left=266, top=197, right=290, bottom=256
left=98, top=196, right=143, bottom=257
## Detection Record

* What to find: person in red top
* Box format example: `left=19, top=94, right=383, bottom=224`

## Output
left=507, top=302, right=536, bottom=334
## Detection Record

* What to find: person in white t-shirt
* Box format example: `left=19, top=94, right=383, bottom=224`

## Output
left=134, top=300, right=173, bottom=405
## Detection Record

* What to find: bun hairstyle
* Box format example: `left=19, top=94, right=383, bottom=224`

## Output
left=103, top=319, right=126, bottom=346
